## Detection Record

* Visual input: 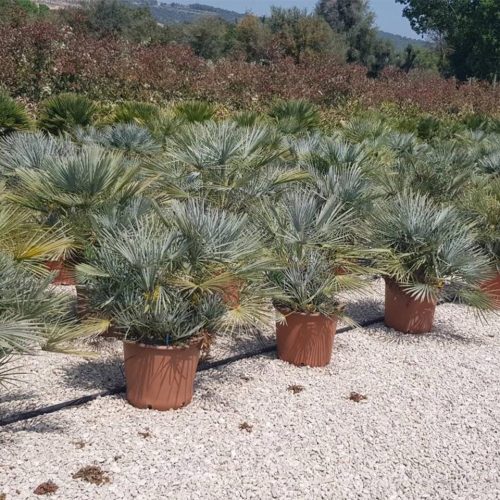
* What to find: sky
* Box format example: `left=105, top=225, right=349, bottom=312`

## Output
left=171, top=0, right=419, bottom=38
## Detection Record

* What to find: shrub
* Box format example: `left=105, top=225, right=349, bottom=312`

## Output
left=174, top=100, right=216, bottom=123
left=269, top=99, right=321, bottom=135
left=38, top=93, right=96, bottom=135
left=112, top=101, right=161, bottom=126
left=0, top=90, right=31, bottom=135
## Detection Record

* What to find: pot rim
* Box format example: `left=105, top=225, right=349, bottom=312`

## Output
left=276, top=307, right=338, bottom=319
left=123, top=338, right=202, bottom=351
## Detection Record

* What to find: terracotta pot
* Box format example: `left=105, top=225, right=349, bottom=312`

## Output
left=45, top=258, right=75, bottom=286
left=123, top=340, right=201, bottom=410
left=480, top=271, right=500, bottom=309
left=384, top=279, right=437, bottom=334
left=276, top=310, right=337, bottom=367
left=75, top=285, right=89, bottom=318
left=220, top=280, right=242, bottom=307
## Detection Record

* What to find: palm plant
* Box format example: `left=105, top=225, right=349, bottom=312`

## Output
left=458, top=177, right=500, bottom=271
left=174, top=100, right=216, bottom=123
left=0, top=200, right=103, bottom=386
left=293, top=135, right=378, bottom=235
left=232, top=111, right=266, bottom=128
left=112, top=101, right=161, bottom=126
left=79, top=200, right=274, bottom=409
left=0, top=132, right=75, bottom=177
left=257, top=189, right=368, bottom=319
left=80, top=199, right=273, bottom=342
left=269, top=100, right=321, bottom=135
left=38, top=93, right=96, bottom=135
left=0, top=91, right=31, bottom=136
left=74, top=124, right=161, bottom=156
left=369, top=191, right=493, bottom=307
left=380, top=141, right=477, bottom=203
left=6, top=145, right=146, bottom=248
left=341, top=116, right=390, bottom=144
left=153, top=120, right=304, bottom=212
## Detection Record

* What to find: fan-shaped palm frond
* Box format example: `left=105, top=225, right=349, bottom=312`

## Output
left=38, top=93, right=96, bottom=135
left=0, top=91, right=31, bottom=136
left=7, top=145, right=145, bottom=245
left=153, top=121, right=288, bottom=211
left=112, top=101, right=160, bottom=126
left=341, top=116, right=390, bottom=144
left=79, top=202, right=272, bottom=346
left=269, top=100, right=320, bottom=135
left=0, top=132, right=75, bottom=175
left=370, top=191, right=493, bottom=306
left=174, top=100, right=216, bottom=123
left=74, top=124, right=161, bottom=155
left=232, top=111, right=266, bottom=128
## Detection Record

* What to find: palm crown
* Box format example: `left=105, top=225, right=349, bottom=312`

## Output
left=370, top=191, right=493, bottom=306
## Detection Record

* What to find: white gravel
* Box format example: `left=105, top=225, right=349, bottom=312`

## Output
left=1, top=301, right=498, bottom=500
left=0, top=280, right=385, bottom=419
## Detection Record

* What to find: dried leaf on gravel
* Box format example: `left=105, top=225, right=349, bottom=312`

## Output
left=72, top=466, right=110, bottom=485
left=287, top=384, right=305, bottom=394
left=239, top=422, right=253, bottom=433
left=349, top=392, right=367, bottom=403
left=34, top=481, right=58, bottom=495
left=0, top=493, right=6, bottom=500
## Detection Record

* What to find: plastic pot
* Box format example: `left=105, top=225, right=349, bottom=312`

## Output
left=45, top=258, right=76, bottom=286
left=123, top=340, right=201, bottom=410
left=480, top=271, right=500, bottom=309
left=276, top=310, right=337, bottom=367
left=384, top=279, right=437, bottom=334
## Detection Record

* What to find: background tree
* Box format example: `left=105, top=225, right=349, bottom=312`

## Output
left=267, top=7, right=346, bottom=64
left=184, top=16, right=231, bottom=60
left=234, top=14, right=272, bottom=62
left=316, top=0, right=394, bottom=75
left=396, top=0, right=500, bottom=80
left=0, top=0, right=49, bottom=25
left=79, top=0, right=166, bottom=43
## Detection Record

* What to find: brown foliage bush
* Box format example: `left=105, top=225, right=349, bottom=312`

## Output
left=0, top=22, right=498, bottom=115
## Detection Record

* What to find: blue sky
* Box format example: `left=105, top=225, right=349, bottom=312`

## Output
left=171, top=1, right=418, bottom=38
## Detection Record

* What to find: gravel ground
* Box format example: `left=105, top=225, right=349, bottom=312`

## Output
left=0, top=280, right=384, bottom=419
left=1, top=302, right=498, bottom=500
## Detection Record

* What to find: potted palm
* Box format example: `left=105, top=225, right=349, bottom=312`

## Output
left=5, top=143, right=147, bottom=285
left=80, top=200, right=271, bottom=410
left=458, top=178, right=500, bottom=307
left=0, top=200, right=105, bottom=385
left=370, top=191, right=493, bottom=334
left=257, top=190, right=367, bottom=367
left=153, top=120, right=307, bottom=213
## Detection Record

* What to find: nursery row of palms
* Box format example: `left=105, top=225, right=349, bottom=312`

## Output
left=0, top=94, right=498, bottom=409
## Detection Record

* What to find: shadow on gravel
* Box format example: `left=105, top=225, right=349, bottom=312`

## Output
left=368, top=323, right=486, bottom=346
left=3, top=417, right=67, bottom=435
left=342, top=298, right=384, bottom=325
left=61, top=357, right=124, bottom=392
left=0, top=391, right=35, bottom=405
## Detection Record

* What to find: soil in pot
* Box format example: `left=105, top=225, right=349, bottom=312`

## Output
left=276, top=310, right=337, bottom=367
left=123, top=340, right=201, bottom=410
left=384, top=279, right=437, bottom=334
left=45, top=258, right=76, bottom=286
left=480, top=271, right=500, bottom=309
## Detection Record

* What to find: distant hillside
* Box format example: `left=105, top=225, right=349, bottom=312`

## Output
left=137, top=2, right=430, bottom=51
left=127, top=1, right=244, bottom=24
left=378, top=30, right=430, bottom=51
left=40, top=0, right=430, bottom=51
